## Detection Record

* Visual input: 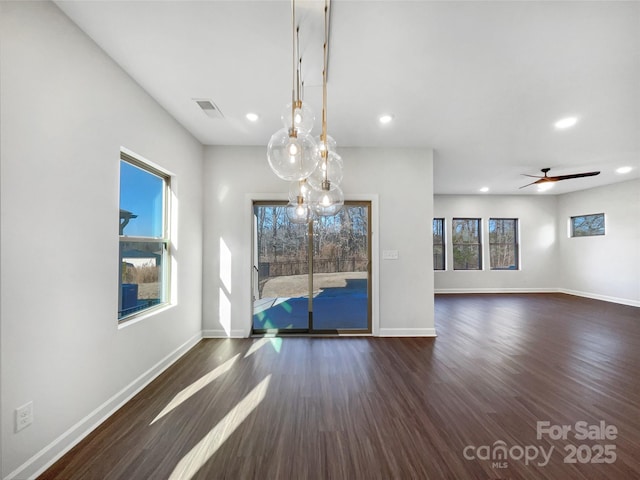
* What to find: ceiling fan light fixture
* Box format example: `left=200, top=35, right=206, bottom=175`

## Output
left=554, top=116, right=578, bottom=130
left=537, top=183, right=554, bottom=192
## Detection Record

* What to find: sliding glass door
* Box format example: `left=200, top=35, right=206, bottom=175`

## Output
left=252, top=204, right=310, bottom=332
left=252, top=201, right=371, bottom=334
left=311, top=204, right=370, bottom=331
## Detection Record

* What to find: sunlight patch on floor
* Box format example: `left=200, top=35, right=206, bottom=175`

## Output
left=168, top=375, right=272, bottom=480
left=244, top=336, right=283, bottom=357
left=151, top=353, right=240, bottom=425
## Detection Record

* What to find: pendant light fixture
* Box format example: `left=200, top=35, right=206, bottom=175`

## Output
left=267, top=0, right=343, bottom=222
left=286, top=183, right=314, bottom=224
left=310, top=0, right=343, bottom=217
left=307, top=149, right=343, bottom=189
left=288, top=178, right=311, bottom=204
left=267, top=0, right=318, bottom=182
left=281, top=29, right=315, bottom=134
left=286, top=178, right=314, bottom=223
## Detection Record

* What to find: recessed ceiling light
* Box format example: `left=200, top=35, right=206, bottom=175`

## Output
left=480, top=187, right=489, bottom=193
left=378, top=114, right=393, bottom=125
left=246, top=112, right=259, bottom=122
left=616, top=166, right=632, bottom=174
left=554, top=116, right=578, bottom=129
left=537, top=183, right=554, bottom=192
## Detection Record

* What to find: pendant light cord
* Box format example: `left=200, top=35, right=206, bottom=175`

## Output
left=290, top=0, right=296, bottom=133
left=297, top=27, right=303, bottom=105
left=321, top=0, right=329, bottom=185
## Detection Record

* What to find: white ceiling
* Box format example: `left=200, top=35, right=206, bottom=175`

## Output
left=55, top=0, right=639, bottom=195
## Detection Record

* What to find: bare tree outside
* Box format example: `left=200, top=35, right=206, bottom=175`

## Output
left=571, top=213, right=605, bottom=237
left=254, top=205, right=369, bottom=297
left=433, top=218, right=445, bottom=270
left=452, top=218, right=481, bottom=270
left=489, top=218, right=518, bottom=270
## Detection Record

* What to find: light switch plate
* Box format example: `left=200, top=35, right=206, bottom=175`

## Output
left=382, top=250, right=399, bottom=260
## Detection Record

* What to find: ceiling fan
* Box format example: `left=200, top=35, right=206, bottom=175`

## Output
left=519, top=167, right=600, bottom=189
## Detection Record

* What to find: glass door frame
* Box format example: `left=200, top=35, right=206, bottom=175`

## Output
left=252, top=200, right=372, bottom=335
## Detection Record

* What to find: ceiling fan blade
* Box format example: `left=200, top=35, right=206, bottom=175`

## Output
left=519, top=180, right=543, bottom=189
left=519, top=169, right=600, bottom=189
left=548, top=171, right=600, bottom=181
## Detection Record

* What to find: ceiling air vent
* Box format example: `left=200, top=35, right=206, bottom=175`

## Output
left=194, top=99, right=224, bottom=119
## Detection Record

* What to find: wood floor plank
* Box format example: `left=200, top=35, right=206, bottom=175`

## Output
left=39, top=293, right=640, bottom=479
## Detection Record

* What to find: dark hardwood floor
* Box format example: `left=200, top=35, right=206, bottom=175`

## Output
left=40, top=294, right=640, bottom=479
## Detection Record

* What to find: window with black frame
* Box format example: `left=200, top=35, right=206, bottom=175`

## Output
left=489, top=218, right=519, bottom=270
left=571, top=213, right=605, bottom=237
left=118, top=153, right=170, bottom=321
left=452, top=218, right=482, bottom=270
left=433, top=218, right=445, bottom=270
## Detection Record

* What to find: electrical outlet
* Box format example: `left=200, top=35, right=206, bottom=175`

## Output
left=15, top=401, right=33, bottom=432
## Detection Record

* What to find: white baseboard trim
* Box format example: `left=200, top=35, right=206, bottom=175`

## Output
left=202, top=329, right=248, bottom=338
left=559, top=289, right=640, bottom=308
left=204, top=328, right=440, bottom=338
left=434, top=287, right=639, bottom=307
left=435, top=288, right=558, bottom=294
left=378, top=328, right=437, bottom=337
left=7, top=332, right=203, bottom=480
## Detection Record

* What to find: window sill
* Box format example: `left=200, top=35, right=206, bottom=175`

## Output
left=118, top=302, right=174, bottom=330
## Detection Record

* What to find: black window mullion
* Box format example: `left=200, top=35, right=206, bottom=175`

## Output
left=452, top=218, right=481, bottom=270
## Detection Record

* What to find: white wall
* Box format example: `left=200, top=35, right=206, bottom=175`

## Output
left=434, top=185, right=640, bottom=307
left=203, top=146, right=435, bottom=337
left=0, top=2, right=204, bottom=478
left=2, top=2, right=631, bottom=478
left=434, top=195, right=560, bottom=292
left=557, top=179, right=640, bottom=306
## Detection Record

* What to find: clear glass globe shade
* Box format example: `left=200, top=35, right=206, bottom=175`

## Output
left=281, top=102, right=315, bottom=134
left=315, top=134, right=337, bottom=155
left=286, top=203, right=313, bottom=224
left=288, top=180, right=312, bottom=204
left=267, top=128, right=319, bottom=181
left=307, top=151, right=343, bottom=189
left=310, top=183, right=344, bottom=217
